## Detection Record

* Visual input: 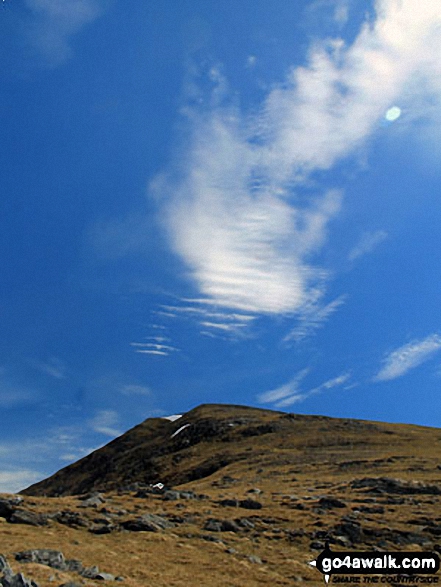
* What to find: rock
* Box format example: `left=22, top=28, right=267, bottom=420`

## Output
left=59, top=583, right=82, bottom=587
left=203, top=519, right=240, bottom=532
left=247, top=488, right=262, bottom=495
left=15, top=550, right=66, bottom=570
left=203, top=519, right=222, bottom=532
left=89, top=523, right=115, bottom=534
left=220, top=520, right=240, bottom=532
left=179, top=491, right=198, bottom=500
left=77, top=496, right=104, bottom=508
left=351, top=477, right=441, bottom=495
left=318, top=497, right=346, bottom=509
left=309, top=541, right=324, bottom=550
left=64, top=560, right=83, bottom=574
left=121, top=513, right=175, bottom=532
left=248, top=555, right=262, bottom=564
left=235, top=518, right=255, bottom=529
left=218, top=499, right=239, bottom=507
left=0, top=555, right=12, bottom=575
left=163, top=491, right=180, bottom=501
left=0, top=500, right=16, bottom=521
left=1, top=574, right=38, bottom=587
left=352, top=505, right=385, bottom=514
left=333, top=521, right=362, bottom=544
left=96, top=573, right=115, bottom=581
left=79, top=492, right=105, bottom=502
left=9, top=510, right=47, bottom=527
left=162, top=490, right=198, bottom=500
left=80, top=566, right=100, bottom=579
left=238, top=499, right=262, bottom=510
left=52, top=511, right=88, bottom=528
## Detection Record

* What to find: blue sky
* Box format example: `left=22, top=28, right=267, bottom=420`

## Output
left=1, top=0, right=441, bottom=492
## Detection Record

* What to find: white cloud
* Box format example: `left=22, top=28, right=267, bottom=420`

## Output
left=120, top=384, right=151, bottom=396
left=257, top=368, right=310, bottom=403
left=0, top=427, right=97, bottom=492
left=89, top=409, right=122, bottom=437
left=258, top=370, right=351, bottom=408
left=0, top=470, right=43, bottom=494
left=284, top=295, right=347, bottom=342
left=348, top=230, right=388, bottom=261
left=156, top=302, right=256, bottom=338
left=156, top=0, right=441, bottom=325
left=31, top=357, right=67, bottom=379
left=25, top=0, right=102, bottom=65
left=374, top=334, right=441, bottom=381
left=277, top=372, right=351, bottom=407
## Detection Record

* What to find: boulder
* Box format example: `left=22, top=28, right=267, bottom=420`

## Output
left=238, top=499, right=262, bottom=510
left=0, top=500, right=16, bottom=521
left=203, top=519, right=240, bottom=533
left=9, top=510, right=47, bottom=527
left=0, top=573, right=38, bottom=587
left=0, top=555, right=12, bottom=575
left=121, top=513, right=175, bottom=532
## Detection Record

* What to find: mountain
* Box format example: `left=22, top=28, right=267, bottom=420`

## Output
left=22, top=403, right=441, bottom=497
left=2, top=404, right=440, bottom=586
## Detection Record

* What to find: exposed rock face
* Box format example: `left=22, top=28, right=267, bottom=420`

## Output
left=351, top=477, right=441, bottom=495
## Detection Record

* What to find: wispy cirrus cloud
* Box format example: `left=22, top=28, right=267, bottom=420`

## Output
left=257, top=368, right=310, bottom=404
left=25, top=0, right=103, bottom=65
left=284, top=295, right=347, bottom=343
left=31, top=357, right=67, bottom=379
left=348, top=230, right=388, bottom=261
left=130, top=337, right=180, bottom=357
left=374, top=334, right=441, bottom=382
left=120, top=384, right=152, bottom=397
left=155, top=0, right=441, bottom=332
left=89, top=409, right=122, bottom=437
left=258, top=370, right=351, bottom=408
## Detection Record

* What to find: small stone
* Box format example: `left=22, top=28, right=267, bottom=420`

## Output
left=238, top=499, right=262, bottom=510
left=96, top=573, right=115, bottom=581
left=78, top=496, right=104, bottom=508
left=80, top=565, right=100, bottom=579
left=248, top=555, right=262, bottom=564
left=318, top=497, right=346, bottom=509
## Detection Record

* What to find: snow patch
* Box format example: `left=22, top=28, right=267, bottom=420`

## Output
left=161, top=414, right=183, bottom=422
left=170, top=424, right=191, bottom=438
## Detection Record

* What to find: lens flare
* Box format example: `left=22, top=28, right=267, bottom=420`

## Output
left=385, top=106, right=402, bottom=121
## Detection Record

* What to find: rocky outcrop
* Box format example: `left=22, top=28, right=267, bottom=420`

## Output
left=0, top=550, right=124, bottom=586
left=351, top=477, right=441, bottom=495
left=121, top=513, right=175, bottom=532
